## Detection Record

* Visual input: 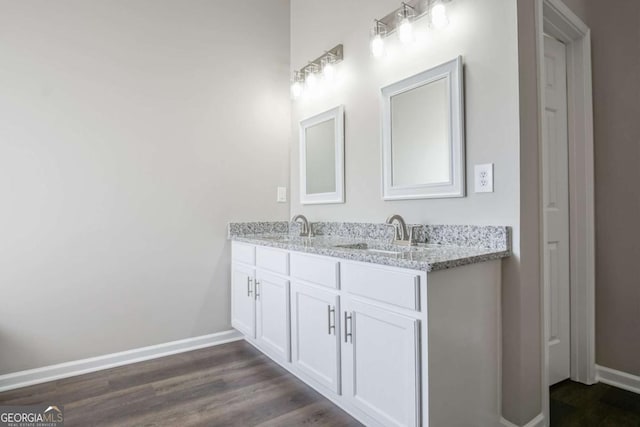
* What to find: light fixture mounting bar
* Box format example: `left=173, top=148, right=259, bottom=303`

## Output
left=377, top=0, right=431, bottom=35
left=298, top=44, right=343, bottom=76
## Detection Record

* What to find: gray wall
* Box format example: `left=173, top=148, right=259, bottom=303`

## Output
left=0, top=0, right=290, bottom=375
left=290, top=0, right=542, bottom=423
left=522, top=0, right=640, bottom=380
left=516, top=0, right=640, bottom=423
left=572, top=0, right=640, bottom=377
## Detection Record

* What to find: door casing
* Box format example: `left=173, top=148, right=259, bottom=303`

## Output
left=535, top=0, right=596, bottom=423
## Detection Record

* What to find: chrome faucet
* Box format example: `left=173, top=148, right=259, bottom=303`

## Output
left=291, top=214, right=313, bottom=237
left=385, top=214, right=416, bottom=246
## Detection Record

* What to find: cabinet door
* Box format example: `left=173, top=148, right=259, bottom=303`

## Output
left=255, top=271, right=290, bottom=362
left=291, top=282, right=341, bottom=394
left=231, top=263, right=255, bottom=338
left=342, top=298, right=421, bottom=427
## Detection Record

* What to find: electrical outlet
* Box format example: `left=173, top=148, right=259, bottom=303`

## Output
left=277, top=186, right=287, bottom=203
left=474, top=164, right=494, bottom=193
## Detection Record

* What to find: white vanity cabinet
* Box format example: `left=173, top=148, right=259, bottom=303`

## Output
left=290, top=281, right=341, bottom=394
left=231, top=260, right=255, bottom=338
left=342, top=297, right=421, bottom=427
left=231, top=243, right=291, bottom=363
left=255, top=271, right=290, bottom=362
left=340, top=262, right=424, bottom=427
left=231, top=241, right=502, bottom=427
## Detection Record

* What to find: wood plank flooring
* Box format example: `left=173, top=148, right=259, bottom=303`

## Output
left=0, top=340, right=362, bottom=427
left=551, top=379, right=640, bottom=426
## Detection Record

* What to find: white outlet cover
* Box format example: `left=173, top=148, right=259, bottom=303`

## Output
left=277, top=186, right=287, bottom=203
left=474, top=164, right=494, bottom=193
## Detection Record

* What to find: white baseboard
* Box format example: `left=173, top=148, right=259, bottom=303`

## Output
left=0, top=329, right=242, bottom=393
left=500, top=413, right=545, bottom=427
left=596, top=364, right=640, bottom=395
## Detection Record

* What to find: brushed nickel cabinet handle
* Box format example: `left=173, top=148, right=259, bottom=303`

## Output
left=327, top=305, right=336, bottom=335
left=254, top=280, right=260, bottom=300
left=344, top=312, right=352, bottom=343
left=247, top=277, right=253, bottom=297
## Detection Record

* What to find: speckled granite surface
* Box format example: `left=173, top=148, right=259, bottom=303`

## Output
left=228, top=221, right=289, bottom=236
left=422, top=224, right=510, bottom=251
left=228, top=221, right=511, bottom=272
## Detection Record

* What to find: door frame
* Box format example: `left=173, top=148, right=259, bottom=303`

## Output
left=535, top=0, right=596, bottom=422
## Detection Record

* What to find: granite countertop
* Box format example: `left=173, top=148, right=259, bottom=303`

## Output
left=229, top=222, right=511, bottom=272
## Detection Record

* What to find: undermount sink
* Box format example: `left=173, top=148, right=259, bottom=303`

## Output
left=367, top=248, right=405, bottom=255
left=333, top=243, right=406, bottom=255
left=258, top=235, right=292, bottom=242
left=333, top=243, right=370, bottom=250
left=333, top=242, right=438, bottom=256
left=258, top=235, right=311, bottom=244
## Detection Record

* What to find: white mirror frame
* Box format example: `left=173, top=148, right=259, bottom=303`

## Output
left=299, top=105, right=345, bottom=204
left=381, top=56, right=465, bottom=200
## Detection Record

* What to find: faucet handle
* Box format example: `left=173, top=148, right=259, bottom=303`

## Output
left=407, top=225, right=421, bottom=245
left=384, top=223, right=399, bottom=242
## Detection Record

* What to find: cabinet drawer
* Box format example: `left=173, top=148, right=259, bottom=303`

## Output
left=290, top=253, right=340, bottom=289
left=341, top=263, right=420, bottom=311
left=256, top=246, right=289, bottom=275
left=232, top=242, right=255, bottom=265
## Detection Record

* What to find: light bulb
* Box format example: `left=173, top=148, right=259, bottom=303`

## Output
left=322, top=57, right=336, bottom=82
left=291, top=81, right=303, bottom=99
left=290, top=71, right=304, bottom=99
left=398, top=18, right=415, bottom=44
left=370, top=20, right=387, bottom=58
left=370, top=34, right=385, bottom=58
left=323, top=64, right=335, bottom=81
left=431, top=3, right=449, bottom=29
left=305, top=71, right=318, bottom=88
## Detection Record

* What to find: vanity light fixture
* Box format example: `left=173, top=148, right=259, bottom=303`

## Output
left=370, top=0, right=453, bottom=58
left=370, top=20, right=387, bottom=58
left=397, top=2, right=416, bottom=44
left=290, top=44, right=344, bottom=100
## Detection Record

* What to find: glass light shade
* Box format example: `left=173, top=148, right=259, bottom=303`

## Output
left=370, top=34, right=385, bottom=58
left=321, top=57, right=336, bottom=82
left=291, top=81, right=303, bottom=99
left=291, top=71, right=304, bottom=99
left=431, top=3, right=449, bottom=29
left=305, top=70, right=318, bottom=88
left=398, top=18, right=415, bottom=44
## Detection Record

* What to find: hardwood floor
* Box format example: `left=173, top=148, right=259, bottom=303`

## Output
left=551, top=380, right=640, bottom=426
left=0, top=341, right=362, bottom=426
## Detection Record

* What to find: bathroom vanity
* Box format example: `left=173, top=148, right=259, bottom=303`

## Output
left=229, top=221, right=510, bottom=427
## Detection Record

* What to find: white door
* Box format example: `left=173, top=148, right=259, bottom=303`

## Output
left=342, top=298, right=420, bottom=427
left=255, top=271, right=290, bottom=362
left=231, top=263, right=255, bottom=338
left=543, top=35, right=571, bottom=385
left=290, top=282, right=341, bottom=394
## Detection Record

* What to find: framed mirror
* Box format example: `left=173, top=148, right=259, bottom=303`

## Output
left=381, top=56, right=465, bottom=200
left=299, top=105, right=345, bottom=204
